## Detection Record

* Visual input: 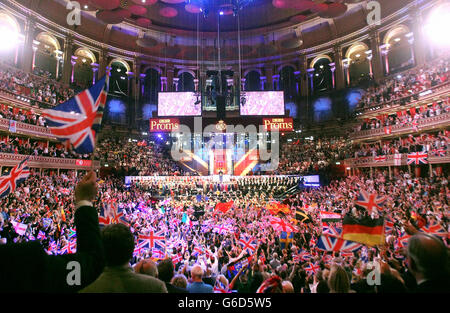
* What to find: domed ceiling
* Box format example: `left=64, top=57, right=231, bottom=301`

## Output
left=78, top=0, right=361, bottom=32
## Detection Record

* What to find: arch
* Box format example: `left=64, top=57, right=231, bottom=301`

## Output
left=383, top=24, right=410, bottom=45
left=243, top=68, right=262, bottom=78
left=345, top=42, right=369, bottom=60
left=0, top=10, right=20, bottom=33
left=142, top=65, right=163, bottom=75
left=108, top=58, right=131, bottom=73
left=177, top=68, right=196, bottom=78
left=35, top=32, right=61, bottom=51
left=309, top=55, right=332, bottom=69
left=74, top=47, right=96, bottom=63
left=276, top=63, right=297, bottom=74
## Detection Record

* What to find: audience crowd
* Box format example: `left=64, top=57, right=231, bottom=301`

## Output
left=356, top=54, right=450, bottom=112
left=1, top=169, right=448, bottom=293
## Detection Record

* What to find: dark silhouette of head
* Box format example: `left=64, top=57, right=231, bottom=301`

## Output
left=101, top=224, right=135, bottom=267
left=407, top=233, right=449, bottom=282
left=158, top=258, right=175, bottom=283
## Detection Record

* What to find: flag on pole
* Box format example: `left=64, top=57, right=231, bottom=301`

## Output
left=42, top=76, right=107, bottom=154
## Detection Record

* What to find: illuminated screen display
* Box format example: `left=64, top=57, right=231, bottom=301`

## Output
left=158, top=92, right=201, bottom=117
left=240, top=91, right=285, bottom=116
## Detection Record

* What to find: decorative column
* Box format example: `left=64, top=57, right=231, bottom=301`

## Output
left=342, top=58, right=351, bottom=86
left=167, top=68, right=174, bottom=91
left=91, top=63, right=99, bottom=85
left=293, top=71, right=301, bottom=94
left=265, top=66, right=274, bottom=90
left=62, top=35, right=73, bottom=84
left=306, top=68, right=315, bottom=94
left=328, top=64, right=336, bottom=89
left=369, top=29, right=384, bottom=82
left=173, top=77, right=179, bottom=91
left=194, top=78, right=199, bottom=92
left=140, top=73, right=146, bottom=96
left=241, top=78, right=246, bottom=91
left=272, top=74, right=280, bottom=91
left=70, top=56, right=77, bottom=84
left=406, top=32, right=416, bottom=66
left=54, top=50, right=63, bottom=80
left=333, top=45, right=345, bottom=90
left=299, top=55, right=308, bottom=97
left=31, top=40, right=39, bottom=72
left=22, top=18, right=36, bottom=73
left=160, top=76, right=168, bottom=91
left=260, top=76, right=266, bottom=91
left=365, top=50, right=374, bottom=78
left=98, top=49, right=108, bottom=79
left=411, top=9, right=426, bottom=66
left=380, top=44, right=390, bottom=75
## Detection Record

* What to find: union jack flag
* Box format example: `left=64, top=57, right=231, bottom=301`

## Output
left=316, top=235, right=362, bottom=252
left=138, top=230, right=166, bottom=249
left=60, top=240, right=77, bottom=254
left=420, top=222, right=447, bottom=238
left=394, top=232, right=411, bottom=250
left=384, top=217, right=395, bottom=234
left=322, top=222, right=342, bottom=237
left=304, top=262, right=320, bottom=275
left=133, top=240, right=149, bottom=257
left=0, top=157, right=30, bottom=199
left=239, top=236, right=258, bottom=254
left=42, top=76, right=107, bottom=154
left=152, top=247, right=165, bottom=259
left=37, top=230, right=46, bottom=240
left=171, top=253, right=183, bottom=265
left=268, top=216, right=298, bottom=233
left=213, top=224, right=232, bottom=235
left=407, top=152, right=428, bottom=165
left=293, top=250, right=312, bottom=263
left=355, top=190, right=387, bottom=214
left=214, top=280, right=230, bottom=293
left=374, top=155, right=387, bottom=162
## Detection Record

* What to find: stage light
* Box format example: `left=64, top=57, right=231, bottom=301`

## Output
left=219, top=11, right=224, bottom=16
left=425, top=4, right=450, bottom=47
left=0, top=26, right=19, bottom=52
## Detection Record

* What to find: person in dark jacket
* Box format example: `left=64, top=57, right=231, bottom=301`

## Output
left=157, top=258, right=187, bottom=293
left=407, top=233, right=450, bottom=293
left=0, top=171, right=104, bottom=293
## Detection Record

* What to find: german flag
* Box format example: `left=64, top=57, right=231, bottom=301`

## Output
left=342, top=215, right=385, bottom=246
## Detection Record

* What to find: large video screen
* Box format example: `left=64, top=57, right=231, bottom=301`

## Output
left=240, top=91, right=285, bottom=116
left=158, top=92, right=201, bottom=117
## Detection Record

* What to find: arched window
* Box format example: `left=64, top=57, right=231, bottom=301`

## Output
left=245, top=70, right=261, bottom=91
left=178, top=71, right=195, bottom=92
left=109, top=60, right=129, bottom=96
left=143, top=68, right=161, bottom=104
left=34, top=32, right=62, bottom=80
left=346, top=42, right=371, bottom=86
left=310, top=57, right=332, bottom=93
left=279, top=66, right=297, bottom=99
left=73, top=48, right=96, bottom=88
left=383, top=25, right=414, bottom=73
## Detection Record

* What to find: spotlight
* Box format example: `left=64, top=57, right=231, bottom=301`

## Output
left=219, top=11, right=224, bottom=16
left=425, top=4, right=450, bottom=47
left=0, top=26, right=18, bottom=51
